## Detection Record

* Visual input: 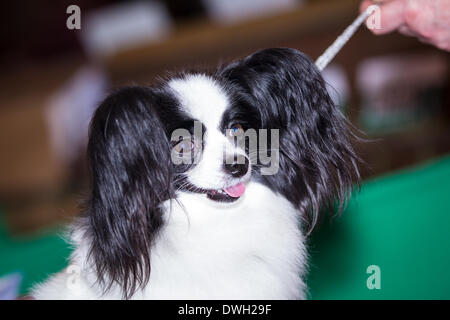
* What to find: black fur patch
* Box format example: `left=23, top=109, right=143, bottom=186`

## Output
left=82, top=48, right=360, bottom=299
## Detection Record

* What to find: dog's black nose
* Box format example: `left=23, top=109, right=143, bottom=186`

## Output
left=223, top=157, right=249, bottom=178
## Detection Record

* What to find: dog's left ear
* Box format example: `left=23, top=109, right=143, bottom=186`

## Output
left=220, top=48, right=360, bottom=231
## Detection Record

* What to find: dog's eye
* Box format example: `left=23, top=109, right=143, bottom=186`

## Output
left=174, top=139, right=195, bottom=155
left=227, top=124, right=244, bottom=138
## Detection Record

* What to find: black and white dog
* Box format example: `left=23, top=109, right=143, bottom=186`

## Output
left=33, top=48, right=359, bottom=299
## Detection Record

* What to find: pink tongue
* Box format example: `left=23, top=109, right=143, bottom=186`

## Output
left=223, top=183, right=246, bottom=198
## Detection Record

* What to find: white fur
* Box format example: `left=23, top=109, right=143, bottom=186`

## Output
left=169, top=74, right=249, bottom=190
left=32, top=75, right=307, bottom=299
left=32, top=182, right=306, bottom=300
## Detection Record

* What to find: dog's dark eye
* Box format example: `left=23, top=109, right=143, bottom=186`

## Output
left=174, top=139, right=195, bottom=155
left=227, top=124, right=244, bottom=138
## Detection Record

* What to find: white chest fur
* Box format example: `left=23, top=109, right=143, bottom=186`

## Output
left=33, top=182, right=306, bottom=299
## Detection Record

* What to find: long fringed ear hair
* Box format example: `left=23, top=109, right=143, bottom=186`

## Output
left=83, top=86, right=174, bottom=299
left=220, top=48, right=361, bottom=233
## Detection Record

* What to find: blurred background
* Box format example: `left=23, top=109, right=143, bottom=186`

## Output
left=0, top=0, right=449, bottom=299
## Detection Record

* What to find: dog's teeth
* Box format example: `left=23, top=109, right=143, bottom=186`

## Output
left=207, top=189, right=229, bottom=197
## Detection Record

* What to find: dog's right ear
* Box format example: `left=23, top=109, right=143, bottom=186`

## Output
left=84, top=86, right=173, bottom=299
left=220, top=48, right=360, bottom=232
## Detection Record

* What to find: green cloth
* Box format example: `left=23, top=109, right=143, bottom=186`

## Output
left=1, top=154, right=450, bottom=298
left=0, top=217, right=72, bottom=296
left=307, top=154, right=450, bottom=299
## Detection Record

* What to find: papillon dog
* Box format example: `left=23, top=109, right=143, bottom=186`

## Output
left=32, top=48, right=359, bottom=299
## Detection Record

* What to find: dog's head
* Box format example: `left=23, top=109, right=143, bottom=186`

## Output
left=83, top=48, right=360, bottom=298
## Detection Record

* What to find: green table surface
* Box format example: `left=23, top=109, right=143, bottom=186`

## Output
left=1, top=154, right=450, bottom=299
left=308, top=154, right=450, bottom=299
left=0, top=219, right=71, bottom=297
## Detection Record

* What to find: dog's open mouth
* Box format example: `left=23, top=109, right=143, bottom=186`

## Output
left=206, top=183, right=246, bottom=203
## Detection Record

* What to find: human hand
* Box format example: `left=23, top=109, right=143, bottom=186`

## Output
left=360, top=0, right=450, bottom=51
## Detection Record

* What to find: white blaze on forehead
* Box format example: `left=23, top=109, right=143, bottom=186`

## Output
left=168, top=74, right=244, bottom=189
left=168, top=74, right=228, bottom=129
